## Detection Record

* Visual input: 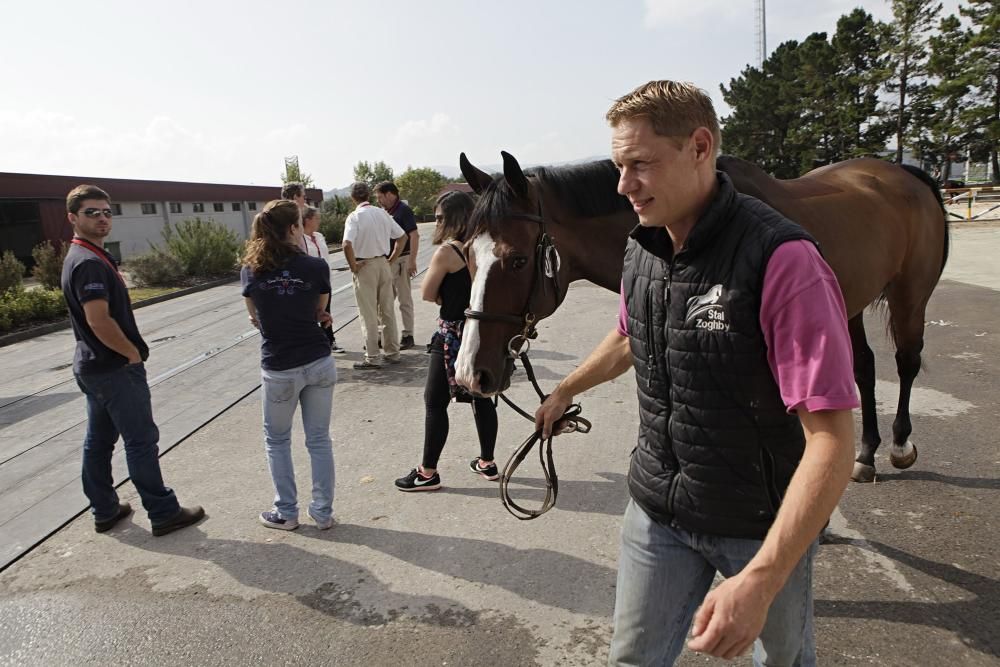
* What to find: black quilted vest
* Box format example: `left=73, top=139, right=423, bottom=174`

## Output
left=623, top=172, right=816, bottom=540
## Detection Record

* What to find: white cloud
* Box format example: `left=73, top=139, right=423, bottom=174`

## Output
left=379, top=112, right=464, bottom=172
left=387, top=112, right=457, bottom=148
left=642, top=0, right=738, bottom=27
left=0, top=110, right=310, bottom=185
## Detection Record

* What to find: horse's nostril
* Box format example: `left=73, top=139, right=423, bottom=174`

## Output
left=478, top=369, right=496, bottom=395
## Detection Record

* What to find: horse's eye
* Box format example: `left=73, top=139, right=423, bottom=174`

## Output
left=511, top=256, right=529, bottom=270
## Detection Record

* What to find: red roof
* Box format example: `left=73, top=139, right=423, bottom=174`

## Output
left=0, top=171, right=323, bottom=203
left=437, top=182, right=474, bottom=196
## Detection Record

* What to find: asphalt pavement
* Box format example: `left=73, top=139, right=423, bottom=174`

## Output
left=0, top=224, right=997, bottom=666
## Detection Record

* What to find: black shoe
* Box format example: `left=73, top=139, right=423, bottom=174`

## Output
left=152, top=506, right=205, bottom=536
left=330, top=340, right=347, bottom=354
left=353, top=360, right=382, bottom=370
left=95, top=501, right=133, bottom=533
left=400, top=335, right=415, bottom=350
left=469, top=458, right=500, bottom=481
left=395, top=467, right=442, bottom=492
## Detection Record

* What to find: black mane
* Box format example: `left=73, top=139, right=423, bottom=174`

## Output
left=469, top=159, right=631, bottom=238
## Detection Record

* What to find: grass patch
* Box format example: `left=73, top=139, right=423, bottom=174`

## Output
left=129, top=286, right=180, bottom=303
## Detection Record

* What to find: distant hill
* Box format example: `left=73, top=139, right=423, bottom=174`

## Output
left=322, top=154, right=610, bottom=199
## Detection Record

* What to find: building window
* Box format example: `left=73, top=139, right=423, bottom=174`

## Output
left=111, top=203, right=123, bottom=216
left=169, top=202, right=182, bottom=214
left=141, top=203, right=157, bottom=215
left=232, top=202, right=242, bottom=212
left=213, top=203, right=224, bottom=212
left=247, top=202, right=257, bottom=211
left=193, top=203, right=205, bottom=213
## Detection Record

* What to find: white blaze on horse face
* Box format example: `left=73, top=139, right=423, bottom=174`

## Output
left=456, top=233, right=499, bottom=393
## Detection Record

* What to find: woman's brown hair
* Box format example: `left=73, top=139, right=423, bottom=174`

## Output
left=432, top=190, right=475, bottom=245
left=243, top=199, right=302, bottom=273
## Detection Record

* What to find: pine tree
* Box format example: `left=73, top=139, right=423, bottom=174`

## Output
left=924, top=14, right=972, bottom=182
left=960, top=0, right=999, bottom=182
left=831, top=9, right=890, bottom=158
left=883, top=0, right=943, bottom=163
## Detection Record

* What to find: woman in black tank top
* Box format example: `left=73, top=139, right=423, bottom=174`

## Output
left=394, top=192, right=499, bottom=492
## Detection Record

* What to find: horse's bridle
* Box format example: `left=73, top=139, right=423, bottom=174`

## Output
left=464, top=199, right=561, bottom=352
left=463, top=199, right=591, bottom=520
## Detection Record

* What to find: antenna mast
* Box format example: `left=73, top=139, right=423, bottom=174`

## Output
left=755, top=0, right=767, bottom=68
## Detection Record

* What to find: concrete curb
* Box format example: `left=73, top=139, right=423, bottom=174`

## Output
left=0, top=275, right=239, bottom=348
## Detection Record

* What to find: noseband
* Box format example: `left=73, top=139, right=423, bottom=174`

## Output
left=464, top=200, right=590, bottom=520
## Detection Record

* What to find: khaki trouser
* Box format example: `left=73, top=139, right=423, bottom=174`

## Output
left=390, top=254, right=415, bottom=337
left=352, top=257, right=400, bottom=362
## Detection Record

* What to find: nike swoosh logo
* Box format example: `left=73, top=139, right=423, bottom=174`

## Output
left=414, top=476, right=436, bottom=485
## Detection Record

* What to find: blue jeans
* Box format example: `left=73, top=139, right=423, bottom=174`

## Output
left=74, top=363, right=180, bottom=523
left=609, top=499, right=816, bottom=667
left=260, top=355, right=337, bottom=522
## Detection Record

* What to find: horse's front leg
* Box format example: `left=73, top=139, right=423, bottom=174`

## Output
left=849, top=315, right=881, bottom=482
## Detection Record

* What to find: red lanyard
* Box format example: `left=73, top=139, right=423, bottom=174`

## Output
left=308, top=234, right=322, bottom=256
left=71, top=237, right=126, bottom=285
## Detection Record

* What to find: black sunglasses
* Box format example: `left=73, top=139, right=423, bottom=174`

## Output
left=82, top=208, right=114, bottom=219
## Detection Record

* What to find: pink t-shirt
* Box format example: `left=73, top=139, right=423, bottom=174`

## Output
left=616, top=240, right=859, bottom=413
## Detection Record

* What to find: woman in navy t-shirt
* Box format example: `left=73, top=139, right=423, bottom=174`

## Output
left=241, top=199, right=337, bottom=530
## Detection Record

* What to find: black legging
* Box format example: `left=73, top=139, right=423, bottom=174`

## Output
left=422, top=347, right=497, bottom=469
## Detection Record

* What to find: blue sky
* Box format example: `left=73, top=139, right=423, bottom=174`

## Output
left=0, top=0, right=963, bottom=190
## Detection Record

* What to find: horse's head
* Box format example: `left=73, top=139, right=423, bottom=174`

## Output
left=455, top=151, right=570, bottom=396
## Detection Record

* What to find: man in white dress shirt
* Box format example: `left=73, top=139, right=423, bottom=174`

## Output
left=342, top=182, right=407, bottom=369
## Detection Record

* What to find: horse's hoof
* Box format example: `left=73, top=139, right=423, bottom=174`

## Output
left=851, top=462, right=877, bottom=483
left=890, top=441, right=918, bottom=469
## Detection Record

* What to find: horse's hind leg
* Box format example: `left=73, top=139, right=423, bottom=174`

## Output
left=850, top=314, right=882, bottom=482
left=886, top=291, right=929, bottom=471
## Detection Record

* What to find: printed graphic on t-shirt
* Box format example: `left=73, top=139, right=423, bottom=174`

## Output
left=685, top=284, right=730, bottom=332
left=259, top=270, right=312, bottom=296
left=83, top=282, right=106, bottom=293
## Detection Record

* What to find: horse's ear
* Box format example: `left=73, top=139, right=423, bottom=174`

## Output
left=459, top=153, right=493, bottom=195
left=501, top=150, right=529, bottom=200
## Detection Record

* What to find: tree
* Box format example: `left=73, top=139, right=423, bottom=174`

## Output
left=831, top=9, right=890, bottom=158
left=395, top=167, right=448, bottom=216
left=353, top=160, right=394, bottom=190
left=961, top=0, right=1000, bottom=182
left=924, top=14, right=972, bottom=182
left=883, top=0, right=942, bottom=163
left=280, top=156, right=314, bottom=188
left=721, top=39, right=812, bottom=177
left=792, top=33, right=841, bottom=169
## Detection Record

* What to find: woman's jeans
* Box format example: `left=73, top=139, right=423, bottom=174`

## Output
left=608, top=499, right=817, bottom=667
left=260, top=355, right=337, bottom=522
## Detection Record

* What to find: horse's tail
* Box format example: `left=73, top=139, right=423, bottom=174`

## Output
left=899, top=163, right=950, bottom=277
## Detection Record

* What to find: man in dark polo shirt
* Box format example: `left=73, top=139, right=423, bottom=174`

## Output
left=375, top=181, right=418, bottom=350
left=61, top=184, right=204, bottom=536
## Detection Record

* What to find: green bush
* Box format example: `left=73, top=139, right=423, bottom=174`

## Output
left=161, top=217, right=240, bottom=277
left=318, top=211, right=346, bottom=244
left=0, top=287, right=66, bottom=333
left=31, top=241, right=68, bottom=290
left=0, top=250, right=25, bottom=294
left=126, top=250, right=185, bottom=287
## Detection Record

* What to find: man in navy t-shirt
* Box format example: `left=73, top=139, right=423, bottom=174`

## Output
left=375, top=181, right=419, bottom=350
left=61, top=184, right=204, bottom=536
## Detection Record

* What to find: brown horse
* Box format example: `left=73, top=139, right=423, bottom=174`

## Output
left=455, top=151, right=948, bottom=482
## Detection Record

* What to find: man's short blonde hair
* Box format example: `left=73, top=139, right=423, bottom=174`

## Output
left=606, top=80, right=721, bottom=153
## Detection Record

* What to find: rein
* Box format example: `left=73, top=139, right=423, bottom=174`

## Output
left=496, top=350, right=591, bottom=520
left=463, top=198, right=591, bottom=519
